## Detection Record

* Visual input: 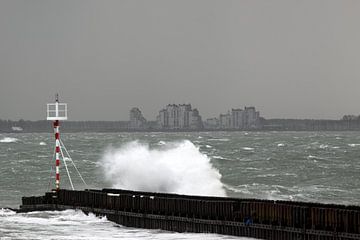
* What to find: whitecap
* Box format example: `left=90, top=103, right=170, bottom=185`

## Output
left=277, top=143, right=285, bottom=147
left=246, top=167, right=260, bottom=170
left=242, top=147, right=254, bottom=151
left=0, top=208, right=16, bottom=216
left=348, top=143, right=360, bottom=147
left=0, top=137, right=18, bottom=143
left=319, top=144, right=328, bottom=149
left=208, top=138, right=230, bottom=142
left=39, top=142, right=47, bottom=146
left=284, top=173, right=298, bottom=177
left=223, top=184, right=252, bottom=194
left=307, top=155, right=328, bottom=161
left=257, top=173, right=277, bottom=177
left=205, top=145, right=212, bottom=148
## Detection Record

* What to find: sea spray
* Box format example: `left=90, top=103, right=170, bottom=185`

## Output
left=100, top=140, right=226, bottom=196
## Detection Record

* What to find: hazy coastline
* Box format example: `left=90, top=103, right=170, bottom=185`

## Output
left=1, top=118, right=360, bottom=133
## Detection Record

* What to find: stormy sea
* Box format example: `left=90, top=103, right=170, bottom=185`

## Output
left=1, top=131, right=360, bottom=239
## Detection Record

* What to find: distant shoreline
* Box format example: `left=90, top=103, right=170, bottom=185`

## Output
left=1, top=118, right=360, bottom=133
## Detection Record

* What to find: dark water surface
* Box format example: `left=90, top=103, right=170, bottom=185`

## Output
left=1, top=131, right=359, bottom=239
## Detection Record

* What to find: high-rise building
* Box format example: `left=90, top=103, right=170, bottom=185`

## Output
left=219, top=113, right=231, bottom=129
left=157, top=104, right=203, bottom=130
left=204, top=118, right=219, bottom=129
left=190, top=108, right=203, bottom=129
left=157, top=109, right=168, bottom=128
left=179, top=104, right=192, bottom=128
left=230, top=108, right=244, bottom=129
left=129, top=107, right=147, bottom=129
left=243, top=107, right=260, bottom=129
left=218, top=106, right=260, bottom=129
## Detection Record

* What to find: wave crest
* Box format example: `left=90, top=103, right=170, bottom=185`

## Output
left=0, top=137, right=18, bottom=143
left=99, top=140, right=226, bottom=197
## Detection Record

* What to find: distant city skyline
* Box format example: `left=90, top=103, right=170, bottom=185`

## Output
left=1, top=1, right=359, bottom=121
left=0, top=100, right=358, bottom=121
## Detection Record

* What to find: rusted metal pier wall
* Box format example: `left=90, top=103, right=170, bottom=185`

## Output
left=21, top=189, right=360, bottom=240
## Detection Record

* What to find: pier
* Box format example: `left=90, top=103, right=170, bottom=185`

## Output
left=20, top=188, right=360, bottom=240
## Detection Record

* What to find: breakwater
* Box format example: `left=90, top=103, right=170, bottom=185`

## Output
left=20, top=188, right=360, bottom=239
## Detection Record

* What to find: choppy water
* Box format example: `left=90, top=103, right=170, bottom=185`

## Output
left=1, top=131, right=360, bottom=239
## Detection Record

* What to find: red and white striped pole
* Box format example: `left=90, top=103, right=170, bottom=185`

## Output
left=47, top=94, right=68, bottom=191
left=54, top=119, right=60, bottom=191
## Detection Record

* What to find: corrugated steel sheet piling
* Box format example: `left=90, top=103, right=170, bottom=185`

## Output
left=20, top=189, right=360, bottom=240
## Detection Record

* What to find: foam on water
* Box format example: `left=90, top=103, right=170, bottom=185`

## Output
left=0, top=208, right=16, bottom=216
left=0, top=137, right=18, bottom=143
left=208, top=138, right=230, bottom=142
left=348, top=143, right=360, bottom=147
left=100, top=140, right=226, bottom=196
left=242, top=147, right=254, bottom=151
left=39, top=142, right=47, bottom=146
left=1, top=209, right=251, bottom=239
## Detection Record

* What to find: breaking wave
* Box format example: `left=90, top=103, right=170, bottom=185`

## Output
left=0, top=209, right=249, bottom=239
left=348, top=143, right=360, bottom=147
left=0, top=137, right=18, bottom=143
left=242, top=147, right=254, bottom=151
left=99, top=140, right=226, bottom=196
left=0, top=208, right=16, bottom=216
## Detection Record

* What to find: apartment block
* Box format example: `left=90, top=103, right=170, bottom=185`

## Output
left=157, top=104, right=203, bottom=130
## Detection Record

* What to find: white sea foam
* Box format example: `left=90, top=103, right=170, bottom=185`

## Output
left=208, top=138, right=230, bottom=142
left=257, top=173, right=277, bottom=177
left=0, top=208, right=16, bottom=216
left=277, top=143, right=285, bottom=147
left=348, top=143, right=360, bottom=147
left=100, top=140, right=226, bottom=196
left=242, top=147, right=254, bottom=151
left=0, top=209, right=248, bottom=239
left=4, top=210, right=106, bottom=226
left=0, top=137, right=18, bottom=143
left=39, top=142, right=47, bottom=146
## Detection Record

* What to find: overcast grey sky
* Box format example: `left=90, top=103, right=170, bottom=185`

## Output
left=0, top=0, right=359, bottom=121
